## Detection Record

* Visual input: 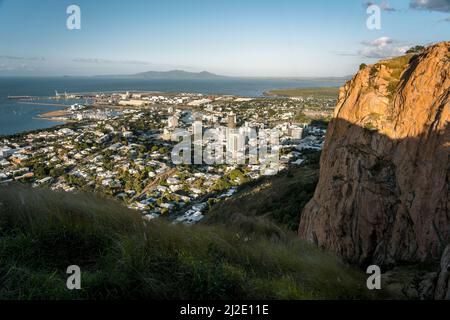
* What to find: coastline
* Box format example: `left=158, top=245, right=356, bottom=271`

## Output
left=1, top=80, right=341, bottom=136
left=264, top=87, right=340, bottom=98
left=37, top=109, right=70, bottom=120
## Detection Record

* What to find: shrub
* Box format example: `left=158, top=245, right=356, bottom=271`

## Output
left=370, top=66, right=378, bottom=77
left=406, top=45, right=425, bottom=54
left=387, top=80, right=400, bottom=97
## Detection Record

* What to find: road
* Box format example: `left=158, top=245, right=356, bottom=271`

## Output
left=131, top=167, right=178, bottom=202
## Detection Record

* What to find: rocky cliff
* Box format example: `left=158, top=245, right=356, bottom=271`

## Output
left=299, top=42, right=450, bottom=268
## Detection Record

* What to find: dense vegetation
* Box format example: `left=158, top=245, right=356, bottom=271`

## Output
left=0, top=183, right=389, bottom=300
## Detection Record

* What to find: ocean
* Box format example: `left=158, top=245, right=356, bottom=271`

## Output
left=0, top=77, right=344, bottom=136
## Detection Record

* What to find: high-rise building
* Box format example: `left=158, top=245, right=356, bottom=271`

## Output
left=168, top=115, right=179, bottom=128
left=227, top=129, right=239, bottom=162
left=226, top=126, right=247, bottom=164
left=193, top=114, right=203, bottom=143
left=228, top=112, right=237, bottom=129
left=290, top=127, right=303, bottom=140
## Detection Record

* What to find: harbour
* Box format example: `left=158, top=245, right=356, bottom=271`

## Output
left=0, top=76, right=343, bottom=136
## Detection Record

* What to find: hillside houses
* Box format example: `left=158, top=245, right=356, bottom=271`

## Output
left=0, top=92, right=329, bottom=225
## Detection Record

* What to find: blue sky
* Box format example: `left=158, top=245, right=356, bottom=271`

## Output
left=0, top=0, right=448, bottom=77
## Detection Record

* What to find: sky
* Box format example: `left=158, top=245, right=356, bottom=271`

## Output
left=0, top=0, right=449, bottom=77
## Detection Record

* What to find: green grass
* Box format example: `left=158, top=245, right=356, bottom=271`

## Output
left=383, top=54, right=413, bottom=73
left=368, top=54, right=413, bottom=99
left=387, top=80, right=400, bottom=97
left=265, top=87, right=340, bottom=99
left=382, top=54, right=413, bottom=98
left=0, top=183, right=391, bottom=300
left=363, top=123, right=378, bottom=132
left=207, top=165, right=320, bottom=231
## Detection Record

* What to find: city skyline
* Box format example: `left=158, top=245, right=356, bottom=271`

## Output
left=0, top=0, right=449, bottom=77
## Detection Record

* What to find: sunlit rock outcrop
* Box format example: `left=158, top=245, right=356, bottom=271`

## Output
left=299, top=42, right=450, bottom=267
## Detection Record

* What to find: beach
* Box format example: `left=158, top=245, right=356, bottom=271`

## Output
left=37, top=109, right=70, bottom=120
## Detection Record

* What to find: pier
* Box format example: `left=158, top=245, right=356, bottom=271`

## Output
left=7, top=96, right=33, bottom=100
left=19, top=101, right=72, bottom=107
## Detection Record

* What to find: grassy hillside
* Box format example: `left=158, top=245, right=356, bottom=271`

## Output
left=0, top=183, right=390, bottom=300
left=265, top=87, right=340, bottom=99
left=207, top=165, right=320, bottom=231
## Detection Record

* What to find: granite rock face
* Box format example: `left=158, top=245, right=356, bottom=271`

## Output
left=435, top=245, right=450, bottom=300
left=299, top=42, right=450, bottom=267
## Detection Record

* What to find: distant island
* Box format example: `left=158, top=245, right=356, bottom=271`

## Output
left=93, top=70, right=352, bottom=82
left=95, top=70, right=227, bottom=80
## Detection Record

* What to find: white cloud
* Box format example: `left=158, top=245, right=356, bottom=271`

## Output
left=364, top=1, right=396, bottom=11
left=0, top=55, right=45, bottom=61
left=73, top=58, right=150, bottom=65
left=410, top=0, right=450, bottom=12
left=358, top=37, right=410, bottom=58
left=362, top=37, right=394, bottom=47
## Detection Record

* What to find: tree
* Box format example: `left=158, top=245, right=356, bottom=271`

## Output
left=406, top=45, right=425, bottom=54
left=359, top=63, right=367, bottom=70
left=133, top=180, right=142, bottom=193
left=212, top=178, right=231, bottom=192
left=50, top=167, right=65, bottom=178
left=229, top=169, right=244, bottom=181
left=33, top=164, right=48, bottom=179
left=295, top=113, right=310, bottom=124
